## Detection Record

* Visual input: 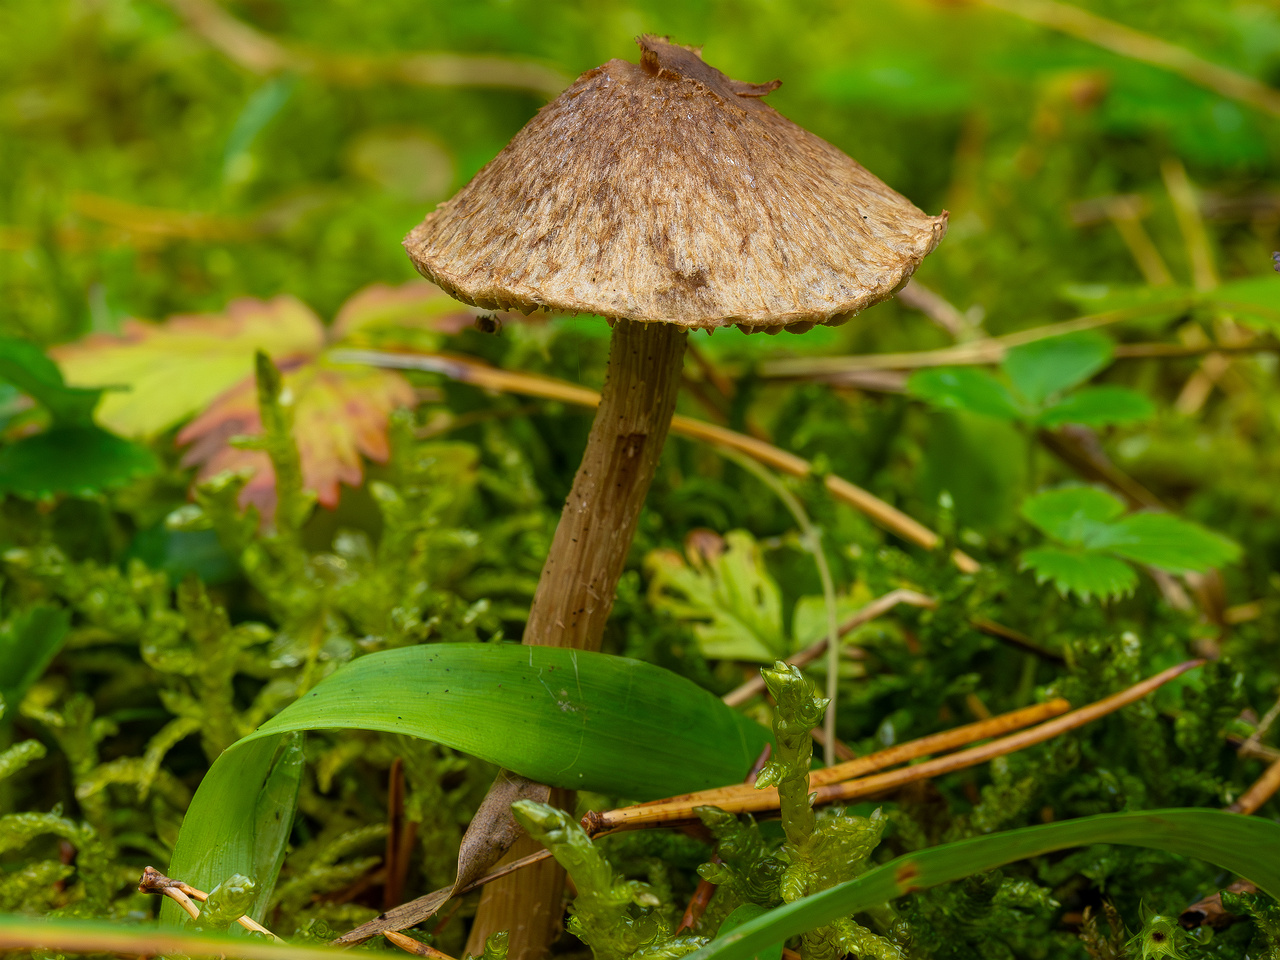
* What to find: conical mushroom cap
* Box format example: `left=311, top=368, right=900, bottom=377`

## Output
left=405, top=36, right=947, bottom=332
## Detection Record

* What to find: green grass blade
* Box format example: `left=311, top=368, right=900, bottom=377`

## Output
left=162, top=733, right=303, bottom=926
left=0, top=915, right=342, bottom=960
left=687, top=810, right=1280, bottom=960
left=168, top=644, right=771, bottom=921
left=248, top=644, right=769, bottom=798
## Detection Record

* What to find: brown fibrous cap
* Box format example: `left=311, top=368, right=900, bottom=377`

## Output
left=404, top=36, right=948, bottom=333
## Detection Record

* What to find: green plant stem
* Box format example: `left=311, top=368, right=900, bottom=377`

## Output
left=724, top=450, right=841, bottom=766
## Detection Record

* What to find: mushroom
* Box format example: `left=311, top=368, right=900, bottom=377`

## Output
left=403, top=35, right=947, bottom=960
left=406, top=34, right=947, bottom=654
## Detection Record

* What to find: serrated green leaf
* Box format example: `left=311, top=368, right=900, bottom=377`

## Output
left=0, top=337, right=102, bottom=427
left=0, top=425, right=158, bottom=497
left=1020, top=547, right=1137, bottom=602
left=686, top=811, right=1280, bottom=960
left=1004, top=331, right=1113, bottom=405
left=907, top=368, right=1023, bottom=420
left=1037, top=385, right=1155, bottom=428
left=1020, top=485, right=1125, bottom=544
left=166, top=644, right=772, bottom=921
left=1090, top=513, right=1241, bottom=573
left=645, top=531, right=787, bottom=662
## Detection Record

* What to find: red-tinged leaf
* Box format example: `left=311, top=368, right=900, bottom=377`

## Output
left=52, top=297, right=325, bottom=438
left=332, top=281, right=482, bottom=341
left=177, top=362, right=415, bottom=518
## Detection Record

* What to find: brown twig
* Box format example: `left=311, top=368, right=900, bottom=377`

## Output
left=331, top=349, right=980, bottom=572
left=968, top=617, right=1064, bottom=662
left=384, top=930, right=460, bottom=959
left=756, top=303, right=1190, bottom=379
left=1229, top=736, right=1280, bottom=763
left=1101, top=194, right=1175, bottom=287
left=809, top=661, right=1202, bottom=808
left=591, top=699, right=1071, bottom=832
left=334, top=847, right=562, bottom=945
left=385, top=758, right=412, bottom=911
left=969, top=0, right=1280, bottom=118
left=589, top=661, right=1201, bottom=832
left=810, top=725, right=858, bottom=762
left=897, top=279, right=977, bottom=339
left=1037, top=426, right=1166, bottom=511
left=137, top=866, right=284, bottom=941
left=160, top=0, right=567, bottom=96
left=722, top=589, right=937, bottom=707
left=1227, top=758, right=1280, bottom=815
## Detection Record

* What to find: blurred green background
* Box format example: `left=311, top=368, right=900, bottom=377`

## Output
left=3, top=0, right=1277, bottom=341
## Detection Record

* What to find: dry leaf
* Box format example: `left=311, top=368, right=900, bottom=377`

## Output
left=177, top=360, right=414, bottom=517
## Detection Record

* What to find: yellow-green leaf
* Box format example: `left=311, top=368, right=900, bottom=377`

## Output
left=52, top=296, right=324, bottom=438
left=331, top=280, right=482, bottom=342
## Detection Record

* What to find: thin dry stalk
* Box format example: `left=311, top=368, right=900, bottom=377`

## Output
left=1245, top=695, right=1280, bottom=751
left=384, top=930, right=460, bottom=960
left=161, top=0, right=567, bottom=96
left=593, top=699, right=1070, bottom=830
left=1037, top=427, right=1166, bottom=511
left=335, top=846, right=565, bottom=945
left=722, top=589, right=936, bottom=707
left=331, top=349, right=979, bottom=572
left=810, top=725, right=858, bottom=762
left=589, top=660, right=1200, bottom=832
left=1113, top=341, right=1280, bottom=359
left=385, top=757, right=413, bottom=910
left=970, top=0, right=1280, bottom=118
left=897, top=280, right=975, bottom=339
left=968, top=617, right=1063, bottom=661
left=137, top=867, right=283, bottom=941
left=808, top=661, right=1203, bottom=808
left=1228, top=758, right=1280, bottom=815
left=1102, top=195, right=1174, bottom=288
left=1162, top=158, right=1219, bottom=293
left=757, top=302, right=1190, bottom=379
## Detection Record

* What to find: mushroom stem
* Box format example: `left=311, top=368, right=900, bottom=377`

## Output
left=464, top=318, right=687, bottom=960
left=524, top=317, right=689, bottom=650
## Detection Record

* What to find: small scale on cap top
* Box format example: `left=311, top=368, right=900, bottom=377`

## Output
left=405, top=35, right=947, bottom=333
